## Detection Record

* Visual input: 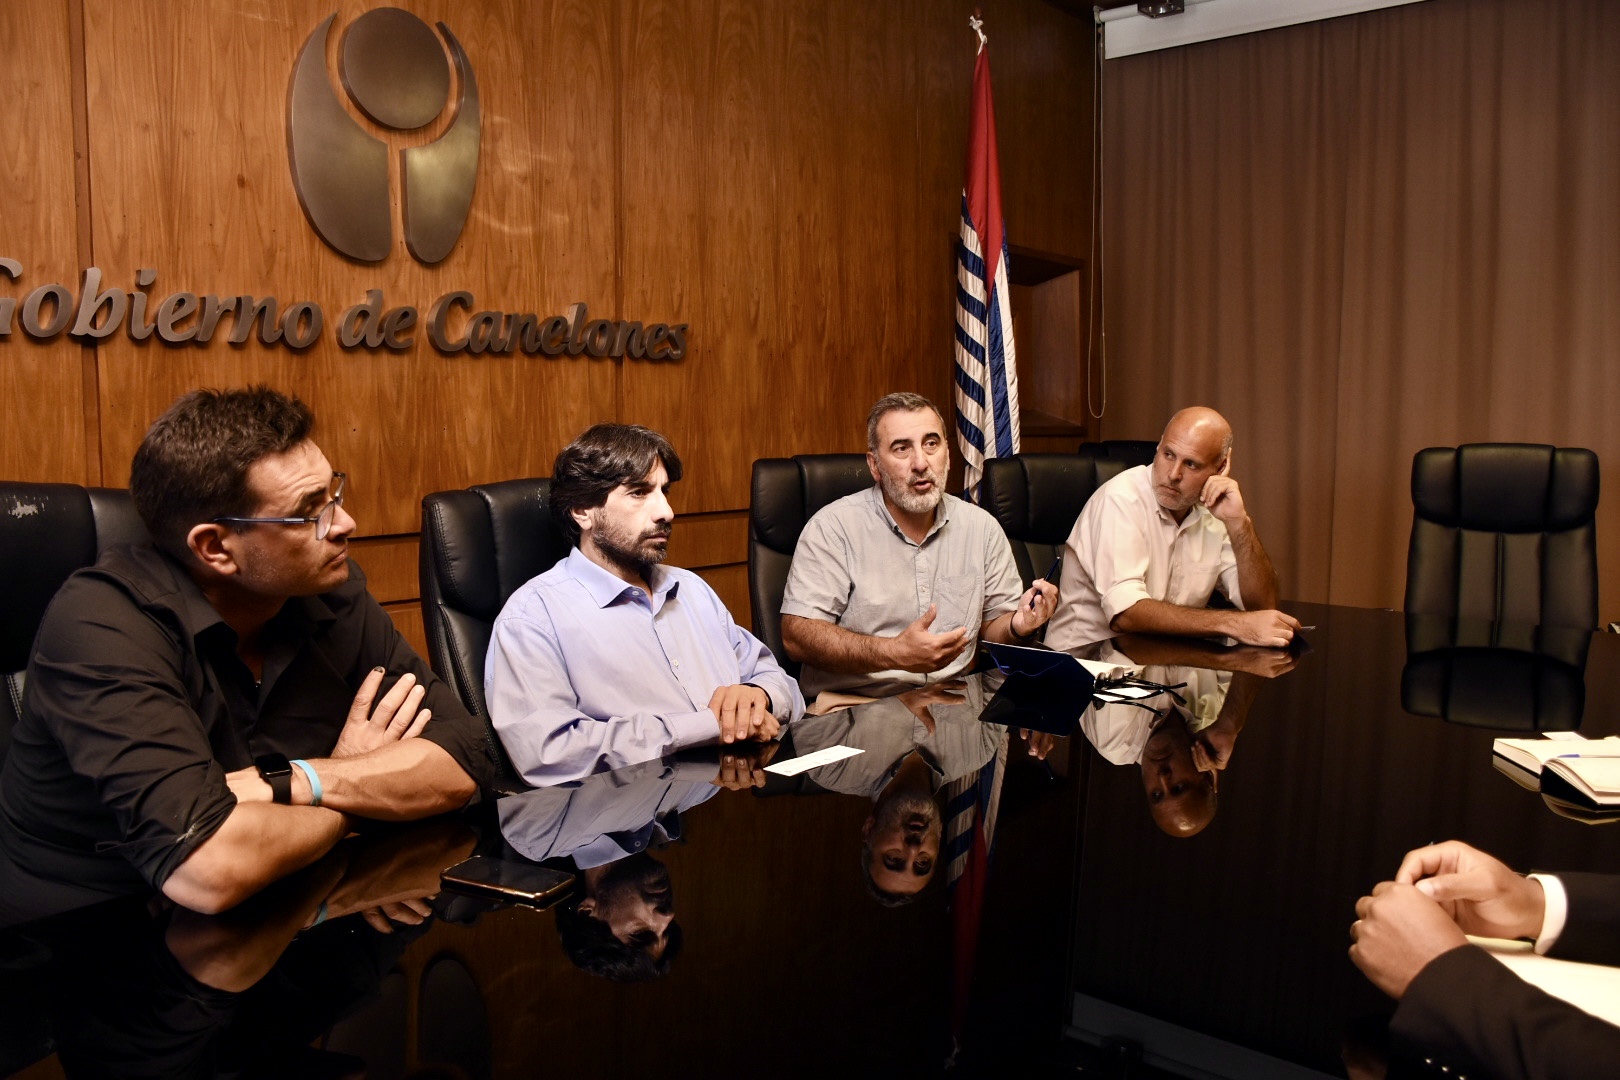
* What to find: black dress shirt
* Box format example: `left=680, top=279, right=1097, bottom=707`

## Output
left=0, top=544, right=492, bottom=925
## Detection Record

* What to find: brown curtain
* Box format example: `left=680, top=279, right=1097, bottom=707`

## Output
left=1097, top=0, right=1620, bottom=613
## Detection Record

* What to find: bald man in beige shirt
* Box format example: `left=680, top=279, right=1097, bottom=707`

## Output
left=1045, top=407, right=1300, bottom=651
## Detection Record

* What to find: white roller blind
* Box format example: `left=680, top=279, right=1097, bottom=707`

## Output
left=1099, top=0, right=1433, bottom=59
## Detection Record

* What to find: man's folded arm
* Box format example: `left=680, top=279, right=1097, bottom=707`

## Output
left=160, top=802, right=350, bottom=915
left=1111, top=597, right=1248, bottom=638
left=292, top=739, right=477, bottom=818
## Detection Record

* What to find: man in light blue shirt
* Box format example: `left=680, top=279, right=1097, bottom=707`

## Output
left=485, top=424, right=803, bottom=786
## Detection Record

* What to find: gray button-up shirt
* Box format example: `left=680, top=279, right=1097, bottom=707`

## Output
left=781, top=486, right=1022, bottom=698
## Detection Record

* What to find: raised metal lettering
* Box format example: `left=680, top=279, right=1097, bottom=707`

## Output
left=231, top=296, right=283, bottom=345
left=0, top=258, right=23, bottom=337
left=380, top=306, right=417, bottom=349
left=537, top=315, right=569, bottom=355
left=281, top=301, right=322, bottom=349
left=427, top=291, right=473, bottom=351
left=664, top=324, right=689, bottom=360
left=155, top=292, right=200, bottom=343
left=69, top=267, right=129, bottom=340
left=21, top=284, right=72, bottom=337
left=195, top=295, right=237, bottom=343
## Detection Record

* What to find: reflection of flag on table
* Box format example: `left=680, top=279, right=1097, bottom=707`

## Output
left=945, top=732, right=1008, bottom=1036
left=954, top=16, right=1020, bottom=503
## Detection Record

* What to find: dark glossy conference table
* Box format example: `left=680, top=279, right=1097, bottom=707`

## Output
left=4, top=602, right=1618, bottom=1080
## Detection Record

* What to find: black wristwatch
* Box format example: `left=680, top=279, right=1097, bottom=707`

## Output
left=255, top=752, right=293, bottom=804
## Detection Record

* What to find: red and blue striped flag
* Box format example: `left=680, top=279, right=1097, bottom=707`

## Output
left=953, top=16, right=1021, bottom=502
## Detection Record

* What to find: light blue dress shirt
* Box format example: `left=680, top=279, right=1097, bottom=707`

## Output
left=496, top=757, right=720, bottom=868
left=486, top=547, right=804, bottom=786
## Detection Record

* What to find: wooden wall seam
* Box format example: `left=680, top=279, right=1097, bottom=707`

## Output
left=67, top=0, right=102, bottom=485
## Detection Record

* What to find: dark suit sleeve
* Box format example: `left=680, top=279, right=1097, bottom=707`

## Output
left=1545, top=872, right=1620, bottom=967
left=1391, top=944, right=1620, bottom=1080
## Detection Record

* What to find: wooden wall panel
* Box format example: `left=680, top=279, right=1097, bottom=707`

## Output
left=81, top=0, right=617, bottom=534
left=693, top=562, right=750, bottom=633
left=619, top=0, right=785, bottom=513
left=7, top=0, right=1092, bottom=626
left=384, top=600, right=428, bottom=659
left=991, top=0, right=1093, bottom=263
left=349, top=535, right=420, bottom=604
left=663, top=510, right=746, bottom=570
left=0, top=0, right=92, bottom=484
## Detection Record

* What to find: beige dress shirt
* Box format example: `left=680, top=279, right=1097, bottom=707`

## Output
left=781, top=486, right=1022, bottom=699
left=1045, top=466, right=1241, bottom=651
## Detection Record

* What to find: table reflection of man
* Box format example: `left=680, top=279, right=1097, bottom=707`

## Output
left=1, top=820, right=476, bottom=1079
left=1077, top=637, right=1281, bottom=836
left=776, top=681, right=1000, bottom=904
left=496, top=754, right=762, bottom=980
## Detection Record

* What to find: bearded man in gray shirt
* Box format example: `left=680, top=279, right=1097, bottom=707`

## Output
left=779, top=393, right=1057, bottom=706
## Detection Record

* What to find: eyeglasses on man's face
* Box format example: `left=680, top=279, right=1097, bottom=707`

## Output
left=212, top=472, right=347, bottom=541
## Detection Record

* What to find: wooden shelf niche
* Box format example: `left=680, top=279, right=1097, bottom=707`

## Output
left=1006, top=246, right=1089, bottom=453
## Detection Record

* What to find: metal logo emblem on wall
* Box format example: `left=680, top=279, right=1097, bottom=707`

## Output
left=288, top=8, right=479, bottom=264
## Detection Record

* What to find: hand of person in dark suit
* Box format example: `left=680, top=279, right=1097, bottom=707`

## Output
left=1394, top=840, right=1546, bottom=941
left=1349, top=881, right=1469, bottom=998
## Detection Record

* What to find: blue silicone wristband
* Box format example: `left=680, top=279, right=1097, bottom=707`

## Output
left=289, top=758, right=323, bottom=808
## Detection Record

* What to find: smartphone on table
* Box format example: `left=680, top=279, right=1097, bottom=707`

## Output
left=440, top=856, right=574, bottom=908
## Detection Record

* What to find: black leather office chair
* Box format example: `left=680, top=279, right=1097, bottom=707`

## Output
left=1079, top=439, right=1158, bottom=469
left=1400, top=613, right=1590, bottom=731
left=748, top=454, right=872, bottom=674
left=1, top=483, right=148, bottom=765
left=1405, top=444, right=1600, bottom=629
left=979, top=454, right=1127, bottom=589
left=419, top=478, right=571, bottom=779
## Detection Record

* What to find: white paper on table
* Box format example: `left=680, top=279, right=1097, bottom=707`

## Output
left=1078, top=658, right=1141, bottom=681
left=765, top=744, right=864, bottom=776
left=1469, top=935, right=1620, bottom=1026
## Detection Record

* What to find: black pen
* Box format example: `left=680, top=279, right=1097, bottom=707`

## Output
left=1032, top=555, right=1061, bottom=610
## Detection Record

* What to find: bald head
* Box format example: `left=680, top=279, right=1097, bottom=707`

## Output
left=1149, top=407, right=1234, bottom=520
left=1161, top=407, right=1232, bottom=462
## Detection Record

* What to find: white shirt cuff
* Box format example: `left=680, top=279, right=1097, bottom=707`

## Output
left=1528, top=872, right=1567, bottom=954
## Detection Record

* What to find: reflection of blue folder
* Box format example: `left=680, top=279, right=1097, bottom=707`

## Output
left=982, top=640, right=1097, bottom=683
left=980, top=641, right=1097, bottom=735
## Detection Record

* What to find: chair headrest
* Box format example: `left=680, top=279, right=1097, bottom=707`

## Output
left=422, top=479, right=566, bottom=620
left=1412, top=444, right=1599, bottom=533
left=1, top=484, right=99, bottom=673
left=750, top=455, right=870, bottom=555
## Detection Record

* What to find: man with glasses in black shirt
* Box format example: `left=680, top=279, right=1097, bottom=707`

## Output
left=0, top=387, right=492, bottom=926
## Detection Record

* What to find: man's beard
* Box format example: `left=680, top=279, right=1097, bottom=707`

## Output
left=597, top=852, right=672, bottom=905
left=880, top=464, right=945, bottom=516
left=869, top=787, right=942, bottom=840
left=594, top=517, right=671, bottom=578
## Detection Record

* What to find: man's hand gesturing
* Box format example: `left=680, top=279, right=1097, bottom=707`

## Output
left=887, top=604, right=970, bottom=673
